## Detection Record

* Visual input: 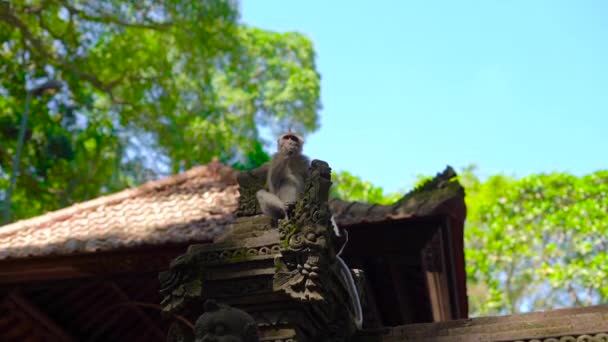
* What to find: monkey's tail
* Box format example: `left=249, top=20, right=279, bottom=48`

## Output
left=331, top=215, right=364, bottom=330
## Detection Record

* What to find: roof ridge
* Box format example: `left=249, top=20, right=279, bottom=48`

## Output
left=0, top=162, right=235, bottom=237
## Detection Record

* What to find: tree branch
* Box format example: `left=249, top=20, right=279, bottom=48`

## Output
left=586, top=286, right=594, bottom=306
left=567, top=284, right=582, bottom=306
left=0, top=9, right=114, bottom=93
left=56, top=1, right=173, bottom=31
left=23, top=1, right=51, bottom=14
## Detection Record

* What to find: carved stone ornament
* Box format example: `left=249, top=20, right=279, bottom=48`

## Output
left=235, top=163, right=269, bottom=217
left=272, top=160, right=340, bottom=300
left=160, top=159, right=361, bottom=341
left=194, top=300, right=260, bottom=342
left=512, top=333, right=608, bottom=342
left=159, top=251, right=204, bottom=314
left=167, top=322, right=194, bottom=342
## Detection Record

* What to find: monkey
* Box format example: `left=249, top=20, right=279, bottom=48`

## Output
left=256, top=131, right=310, bottom=220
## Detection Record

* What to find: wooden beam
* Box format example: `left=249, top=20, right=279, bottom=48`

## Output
left=421, top=229, right=452, bottom=322
left=0, top=243, right=193, bottom=284
left=107, top=282, right=165, bottom=340
left=388, top=261, right=414, bottom=323
left=7, top=291, right=74, bottom=341
left=86, top=302, right=127, bottom=342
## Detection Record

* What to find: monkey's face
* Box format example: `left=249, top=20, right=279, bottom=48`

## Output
left=278, top=133, right=302, bottom=155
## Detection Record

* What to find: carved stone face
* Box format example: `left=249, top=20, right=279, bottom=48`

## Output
left=194, top=301, right=259, bottom=342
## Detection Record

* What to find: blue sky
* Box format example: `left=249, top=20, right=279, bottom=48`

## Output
left=241, top=0, right=608, bottom=194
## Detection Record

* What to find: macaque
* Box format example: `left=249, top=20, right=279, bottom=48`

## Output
left=256, top=131, right=310, bottom=220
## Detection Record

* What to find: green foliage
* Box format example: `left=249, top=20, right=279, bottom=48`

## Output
left=0, top=1, right=320, bottom=222
left=230, top=141, right=270, bottom=171
left=330, top=171, right=402, bottom=205
left=464, top=167, right=608, bottom=316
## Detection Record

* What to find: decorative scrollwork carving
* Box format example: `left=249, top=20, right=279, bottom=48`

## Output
left=215, top=277, right=271, bottom=297
left=159, top=252, right=204, bottom=313
left=194, top=300, right=260, bottom=342
left=274, top=254, right=325, bottom=301
left=236, top=164, right=269, bottom=217
left=160, top=244, right=281, bottom=313
left=276, top=160, right=336, bottom=256
left=198, top=245, right=281, bottom=264
left=512, top=333, right=608, bottom=342
left=270, top=159, right=358, bottom=341
left=166, top=322, right=194, bottom=342
left=272, top=160, right=338, bottom=304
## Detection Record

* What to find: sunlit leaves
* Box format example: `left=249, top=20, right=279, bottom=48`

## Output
left=464, top=168, right=608, bottom=316
left=330, top=171, right=403, bottom=205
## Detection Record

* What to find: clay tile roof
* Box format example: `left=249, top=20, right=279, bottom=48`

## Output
left=0, top=161, right=239, bottom=260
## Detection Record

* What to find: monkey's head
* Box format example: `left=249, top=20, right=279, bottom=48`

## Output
left=277, top=131, right=304, bottom=156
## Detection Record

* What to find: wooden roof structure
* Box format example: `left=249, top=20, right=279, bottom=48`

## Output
left=0, top=161, right=468, bottom=341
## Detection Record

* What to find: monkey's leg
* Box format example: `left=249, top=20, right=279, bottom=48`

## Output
left=256, top=190, right=287, bottom=220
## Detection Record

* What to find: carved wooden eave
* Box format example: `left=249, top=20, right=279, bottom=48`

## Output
left=159, top=160, right=362, bottom=342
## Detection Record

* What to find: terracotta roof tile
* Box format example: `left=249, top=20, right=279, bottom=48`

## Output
left=0, top=161, right=239, bottom=260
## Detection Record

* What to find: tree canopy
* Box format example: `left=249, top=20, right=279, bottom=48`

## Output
left=462, top=166, right=608, bottom=316
left=0, top=0, right=320, bottom=223
left=330, top=165, right=608, bottom=317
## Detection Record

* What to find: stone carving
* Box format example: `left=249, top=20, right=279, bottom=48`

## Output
left=194, top=300, right=259, bottom=342
left=199, top=244, right=281, bottom=264
left=512, top=333, right=608, bottom=342
left=236, top=164, right=269, bottom=217
left=159, top=243, right=283, bottom=313
left=159, top=252, right=204, bottom=314
left=273, top=160, right=338, bottom=301
left=211, top=277, right=271, bottom=297
left=160, top=159, right=361, bottom=341
left=272, top=160, right=360, bottom=340
left=274, top=254, right=324, bottom=301
left=167, top=322, right=194, bottom=342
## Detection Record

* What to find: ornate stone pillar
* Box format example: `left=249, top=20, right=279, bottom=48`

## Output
left=159, top=160, right=360, bottom=341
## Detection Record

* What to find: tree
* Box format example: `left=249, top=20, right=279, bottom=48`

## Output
left=0, top=0, right=320, bottom=223
left=463, top=166, right=608, bottom=316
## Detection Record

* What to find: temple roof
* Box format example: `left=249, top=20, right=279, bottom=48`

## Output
left=330, top=166, right=465, bottom=226
left=0, top=162, right=464, bottom=260
left=0, top=162, right=239, bottom=260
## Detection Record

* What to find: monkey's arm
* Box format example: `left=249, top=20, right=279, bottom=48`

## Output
left=256, top=189, right=287, bottom=220
left=293, top=155, right=311, bottom=182
left=269, top=155, right=289, bottom=190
